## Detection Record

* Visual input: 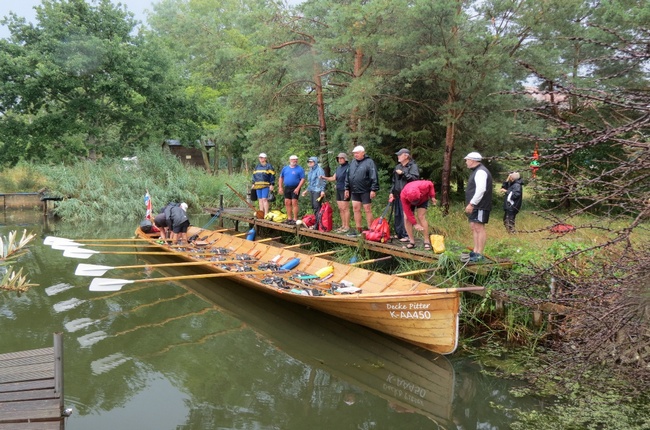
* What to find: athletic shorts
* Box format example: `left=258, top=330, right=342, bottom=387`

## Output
left=256, top=187, right=270, bottom=199
left=468, top=208, right=490, bottom=224
left=172, top=220, right=190, bottom=233
left=350, top=192, right=372, bottom=204
left=411, top=200, right=429, bottom=211
left=336, top=189, right=350, bottom=202
left=283, top=186, right=299, bottom=200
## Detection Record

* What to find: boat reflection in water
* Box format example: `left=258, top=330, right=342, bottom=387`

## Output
left=166, top=262, right=456, bottom=428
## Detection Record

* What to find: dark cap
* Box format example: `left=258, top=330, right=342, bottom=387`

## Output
left=395, top=148, right=410, bottom=156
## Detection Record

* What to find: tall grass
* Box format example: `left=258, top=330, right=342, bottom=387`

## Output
left=0, top=163, right=49, bottom=192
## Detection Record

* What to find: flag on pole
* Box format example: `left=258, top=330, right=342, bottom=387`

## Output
left=144, top=191, right=152, bottom=220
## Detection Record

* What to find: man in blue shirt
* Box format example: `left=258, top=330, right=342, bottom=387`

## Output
left=278, top=155, right=306, bottom=224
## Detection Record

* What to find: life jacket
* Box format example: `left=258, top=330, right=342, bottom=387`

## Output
left=316, top=202, right=333, bottom=232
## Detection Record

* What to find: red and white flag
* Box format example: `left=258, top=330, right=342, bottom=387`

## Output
left=144, top=191, right=152, bottom=220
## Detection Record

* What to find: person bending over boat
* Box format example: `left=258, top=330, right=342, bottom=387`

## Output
left=400, top=180, right=437, bottom=250
left=251, top=153, right=275, bottom=216
left=170, top=202, right=190, bottom=244
left=278, top=155, right=306, bottom=224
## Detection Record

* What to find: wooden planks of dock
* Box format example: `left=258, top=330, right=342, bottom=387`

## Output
left=0, top=334, right=64, bottom=430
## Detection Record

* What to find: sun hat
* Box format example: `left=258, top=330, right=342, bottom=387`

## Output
left=337, top=152, right=348, bottom=160
left=352, top=145, right=364, bottom=153
left=395, top=148, right=410, bottom=156
left=289, top=155, right=298, bottom=160
left=464, top=152, right=483, bottom=161
left=180, top=202, right=188, bottom=211
left=259, top=153, right=267, bottom=158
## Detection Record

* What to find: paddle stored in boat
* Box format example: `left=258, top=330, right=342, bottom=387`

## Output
left=132, top=225, right=483, bottom=354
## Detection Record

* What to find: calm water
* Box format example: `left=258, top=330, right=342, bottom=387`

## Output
left=1, top=211, right=544, bottom=429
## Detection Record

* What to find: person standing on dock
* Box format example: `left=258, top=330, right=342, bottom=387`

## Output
left=322, top=153, right=351, bottom=233
left=302, top=156, right=326, bottom=214
left=388, top=148, right=420, bottom=242
left=464, top=152, right=493, bottom=262
left=278, top=155, right=306, bottom=225
left=500, top=171, right=523, bottom=233
left=344, top=145, right=379, bottom=236
left=251, top=153, right=275, bottom=216
left=400, top=180, right=436, bottom=250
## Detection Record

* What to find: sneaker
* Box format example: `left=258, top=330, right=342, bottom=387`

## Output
left=335, top=226, right=347, bottom=233
left=469, top=253, right=485, bottom=263
left=460, top=252, right=471, bottom=262
left=346, top=229, right=359, bottom=237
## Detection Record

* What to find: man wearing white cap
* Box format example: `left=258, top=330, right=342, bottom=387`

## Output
left=170, top=202, right=190, bottom=245
left=251, top=153, right=275, bottom=216
left=278, top=155, right=305, bottom=224
left=464, top=152, right=493, bottom=262
left=344, top=145, right=379, bottom=236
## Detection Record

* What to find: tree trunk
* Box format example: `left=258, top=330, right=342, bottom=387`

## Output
left=313, top=49, right=330, bottom=176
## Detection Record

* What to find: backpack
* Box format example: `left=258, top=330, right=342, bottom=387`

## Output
left=316, top=202, right=333, bottom=232
left=302, top=214, right=317, bottom=227
left=363, top=203, right=392, bottom=243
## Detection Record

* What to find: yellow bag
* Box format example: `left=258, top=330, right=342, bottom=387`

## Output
left=265, top=210, right=287, bottom=223
left=430, top=234, right=445, bottom=254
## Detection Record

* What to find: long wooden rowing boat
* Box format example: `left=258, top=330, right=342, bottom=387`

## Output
left=134, top=225, right=484, bottom=354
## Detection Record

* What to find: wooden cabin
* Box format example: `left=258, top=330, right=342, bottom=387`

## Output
left=162, top=139, right=215, bottom=169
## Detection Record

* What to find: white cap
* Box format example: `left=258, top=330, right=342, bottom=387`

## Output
left=352, top=145, right=365, bottom=153
left=180, top=202, right=188, bottom=211
left=258, top=153, right=267, bottom=158
left=289, top=155, right=298, bottom=160
left=464, top=152, right=482, bottom=161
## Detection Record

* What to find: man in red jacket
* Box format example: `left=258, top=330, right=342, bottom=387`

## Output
left=400, top=180, right=437, bottom=250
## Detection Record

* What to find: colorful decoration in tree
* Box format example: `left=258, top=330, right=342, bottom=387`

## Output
left=530, top=144, right=540, bottom=178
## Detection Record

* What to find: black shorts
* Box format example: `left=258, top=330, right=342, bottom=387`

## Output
left=336, top=189, right=350, bottom=202
left=468, top=208, right=490, bottom=224
left=172, top=220, right=190, bottom=233
left=411, top=200, right=429, bottom=211
left=350, top=192, right=372, bottom=204
left=283, top=186, right=299, bottom=200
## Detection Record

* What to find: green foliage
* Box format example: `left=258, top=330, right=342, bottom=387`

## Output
left=0, top=163, right=49, bottom=192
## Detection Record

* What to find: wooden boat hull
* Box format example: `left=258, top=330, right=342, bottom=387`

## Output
left=134, top=226, right=482, bottom=354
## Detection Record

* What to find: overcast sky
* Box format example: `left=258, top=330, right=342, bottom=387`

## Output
left=0, top=0, right=154, bottom=39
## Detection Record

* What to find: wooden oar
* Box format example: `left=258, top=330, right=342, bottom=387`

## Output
left=350, top=256, right=393, bottom=266
left=312, top=250, right=337, bottom=257
left=395, top=268, right=439, bottom=277
left=75, top=260, right=254, bottom=277
left=62, top=247, right=219, bottom=260
left=225, top=183, right=264, bottom=219
left=89, top=270, right=272, bottom=292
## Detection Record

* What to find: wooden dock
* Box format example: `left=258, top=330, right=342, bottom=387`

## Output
left=206, top=207, right=513, bottom=269
left=0, top=334, right=65, bottom=430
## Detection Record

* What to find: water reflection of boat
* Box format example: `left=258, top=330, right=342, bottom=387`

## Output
left=132, top=225, right=484, bottom=354
left=157, top=262, right=455, bottom=428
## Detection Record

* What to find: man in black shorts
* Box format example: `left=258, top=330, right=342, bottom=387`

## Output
left=322, top=152, right=351, bottom=233
left=464, top=152, right=493, bottom=262
left=344, top=146, right=379, bottom=236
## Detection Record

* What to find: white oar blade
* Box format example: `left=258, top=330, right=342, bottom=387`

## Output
left=89, top=278, right=134, bottom=292
left=44, top=236, right=70, bottom=245
left=63, top=247, right=100, bottom=259
left=75, top=264, right=113, bottom=277
left=52, top=241, right=84, bottom=250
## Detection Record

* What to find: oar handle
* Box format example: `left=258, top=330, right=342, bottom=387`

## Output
left=350, top=256, right=393, bottom=266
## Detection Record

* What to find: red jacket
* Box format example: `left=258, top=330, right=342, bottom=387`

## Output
left=400, top=180, right=435, bottom=225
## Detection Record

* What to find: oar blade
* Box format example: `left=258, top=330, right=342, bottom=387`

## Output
left=52, top=241, right=84, bottom=250
left=75, top=264, right=114, bottom=277
left=89, top=278, right=134, bottom=292
left=63, top=247, right=100, bottom=259
left=44, top=236, right=70, bottom=245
